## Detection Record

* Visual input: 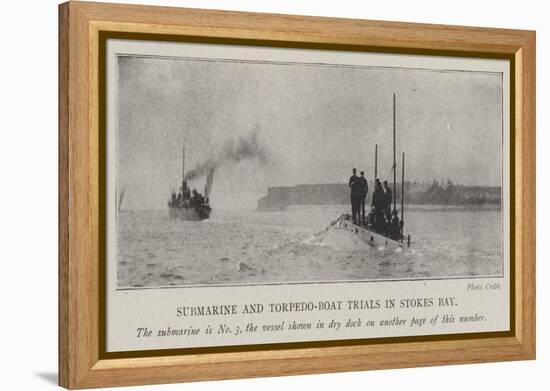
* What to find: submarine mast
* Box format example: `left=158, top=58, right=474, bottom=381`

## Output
left=374, top=144, right=378, bottom=179
left=393, top=93, right=397, bottom=214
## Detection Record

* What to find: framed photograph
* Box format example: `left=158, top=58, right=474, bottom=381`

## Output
left=59, top=1, right=535, bottom=389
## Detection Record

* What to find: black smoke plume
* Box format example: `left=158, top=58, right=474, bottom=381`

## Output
left=184, top=127, right=271, bottom=184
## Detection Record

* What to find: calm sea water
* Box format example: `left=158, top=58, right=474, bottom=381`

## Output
left=116, top=205, right=502, bottom=288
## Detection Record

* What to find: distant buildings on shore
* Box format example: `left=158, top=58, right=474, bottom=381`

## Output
left=257, top=180, right=501, bottom=210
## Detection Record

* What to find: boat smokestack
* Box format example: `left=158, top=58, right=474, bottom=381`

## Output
left=205, top=167, right=214, bottom=197
left=181, top=142, right=186, bottom=193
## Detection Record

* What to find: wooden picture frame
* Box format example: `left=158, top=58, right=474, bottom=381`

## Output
left=59, top=1, right=535, bottom=389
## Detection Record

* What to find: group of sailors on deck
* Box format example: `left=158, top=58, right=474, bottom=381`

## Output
left=348, top=168, right=402, bottom=240
left=168, top=181, right=208, bottom=209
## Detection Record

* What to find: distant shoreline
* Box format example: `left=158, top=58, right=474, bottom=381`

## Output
left=257, top=182, right=501, bottom=211
left=260, top=203, right=501, bottom=212
left=118, top=203, right=501, bottom=213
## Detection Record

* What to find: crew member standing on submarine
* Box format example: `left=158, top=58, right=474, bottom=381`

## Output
left=358, top=170, right=369, bottom=225
left=348, top=168, right=361, bottom=224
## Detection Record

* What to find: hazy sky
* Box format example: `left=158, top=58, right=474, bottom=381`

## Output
left=116, top=55, right=502, bottom=209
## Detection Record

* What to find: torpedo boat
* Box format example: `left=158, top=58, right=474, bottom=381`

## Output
left=167, top=141, right=212, bottom=221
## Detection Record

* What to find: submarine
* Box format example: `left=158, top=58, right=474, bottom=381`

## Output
left=320, top=93, right=411, bottom=250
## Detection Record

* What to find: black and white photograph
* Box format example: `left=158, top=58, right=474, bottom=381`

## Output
left=113, top=45, right=506, bottom=289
